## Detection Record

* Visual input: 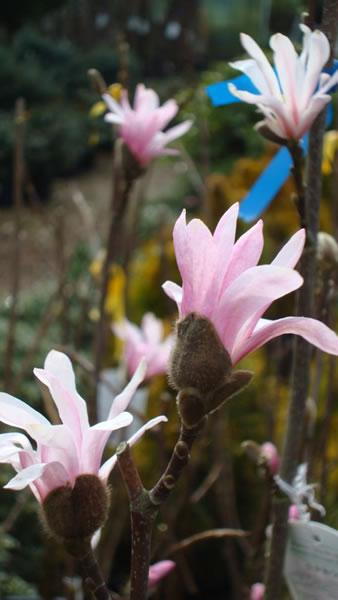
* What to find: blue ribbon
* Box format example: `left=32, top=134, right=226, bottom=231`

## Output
left=206, top=60, right=337, bottom=221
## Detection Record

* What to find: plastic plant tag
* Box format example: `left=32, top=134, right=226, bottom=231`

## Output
left=284, top=520, right=338, bottom=600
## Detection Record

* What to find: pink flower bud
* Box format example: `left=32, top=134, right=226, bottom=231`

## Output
left=148, top=560, right=176, bottom=589
left=250, top=582, right=265, bottom=600
left=288, top=504, right=301, bottom=520
left=260, top=442, right=280, bottom=475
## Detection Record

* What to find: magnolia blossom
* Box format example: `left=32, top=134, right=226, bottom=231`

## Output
left=260, top=442, right=280, bottom=476
left=163, top=203, right=338, bottom=364
left=114, top=313, right=174, bottom=379
left=250, top=583, right=265, bottom=600
left=228, top=26, right=338, bottom=141
left=103, top=83, right=192, bottom=166
left=0, top=350, right=166, bottom=502
left=148, top=560, right=176, bottom=589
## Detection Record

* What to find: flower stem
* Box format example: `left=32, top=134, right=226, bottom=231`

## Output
left=92, top=140, right=135, bottom=422
left=117, top=414, right=205, bottom=600
left=264, top=2, right=338, bottom=597
left=77, top=545, right=112, bottom=600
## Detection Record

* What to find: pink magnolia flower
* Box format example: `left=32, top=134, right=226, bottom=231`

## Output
left=228, top=26, right=338, bottom=141
left=250, top=583, right=265, bottom=600
left=0, top=350, right=166, bottom=502
left=103, top=83, right=192, bottom=166
left=148, top=560, right=176, bottom=589
left=114, top=313, right=174, bottom=379
left=163, top=203, right=338, bottom=364
left=260, top=442, right=280, bottom=476
left=288, top=504, right=301, bottom=521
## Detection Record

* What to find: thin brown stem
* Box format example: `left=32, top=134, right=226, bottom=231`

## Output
left=117, top=415, right=206, bottom=600
left=264, top=2, right=338, bottom=597
left=93, top=140, right=137, bottom=422
left=77, top=546, right=112, bottom=600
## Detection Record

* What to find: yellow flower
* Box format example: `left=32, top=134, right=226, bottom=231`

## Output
left=322, top=130, right=338, bottom=175
left=89, top=84, right=123, bottom=119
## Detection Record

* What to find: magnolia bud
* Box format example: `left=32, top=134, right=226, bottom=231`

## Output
left=250, top=583, right=265, bottom=600
left=260, top=442, right=280, bottom=476
left=42, top=475, right=109, bottom=552
left=169, top=313, right=232, bottom=397
left=169, top=313, right=252, bottom=415
left=148, top=560, right=176, bottom=589
left=317, top=232, right=338, bottom=270
left=288, top=504, right=301, bottom=521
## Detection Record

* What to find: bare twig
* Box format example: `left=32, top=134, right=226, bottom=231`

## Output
left=264, top=2, right=338, bottom=597
left=167, top=528, right=248, bottom=554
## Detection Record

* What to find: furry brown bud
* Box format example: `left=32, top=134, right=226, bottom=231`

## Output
left=169, top=313, right=253, bottom=415
left=42, top=475, right=109, bottom=546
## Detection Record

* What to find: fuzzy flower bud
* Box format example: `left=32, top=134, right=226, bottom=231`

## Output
left=148, top=560, right=176, bottom=589
left=317, top=232, right=338, bottom=271
left=250, top=583, right=265, bottom=600
left=169, top=313, right=252, bottom=420
left=260, top=442, right=280, bottom=476
left=42, top=474, right=109, bottom=549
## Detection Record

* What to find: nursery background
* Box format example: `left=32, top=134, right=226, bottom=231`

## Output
left=0, top=0, right=337, bottom=599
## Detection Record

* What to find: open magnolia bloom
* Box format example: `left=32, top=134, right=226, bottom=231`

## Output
left=103, top=83, right=192, bottom=166
left=114, top=313, right=174, bottom=379
left=163, top=203, right=338, bottom=365
left=228, top=26, right=338, bottom=142
left=0, top=350, right=167, bottom=502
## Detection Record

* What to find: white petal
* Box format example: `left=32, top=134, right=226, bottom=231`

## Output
left=108, top=359, right=147, bottom=419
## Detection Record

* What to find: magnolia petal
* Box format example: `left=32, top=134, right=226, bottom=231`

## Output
left=297, top=94, right=331, bottom=138
left=181, top=217, right=218, bottom=316
left=92, top=411, right=133, bottom=431
left=33, top=368, right=89, bottom=444
left=99, top=415, right=168, bottom=482
left=301, top=29, right=330, bottom=106
left=142, top=313, right=163, bottom=345
left=104, top=113, right=123, bottom=125
left=272, top=229, right=305, bottom=268
left=161, top=120, right=193, bottom=145
left=240, top=32, right=281, bottom=97
left=0, top=392, right=50, bottom=431
left=221, top=220, right=264, bottom=289
left=216, top=265, right=303, bottom=355
left=4, top=459, right=70, bottom=499
left=0, top=432, right=32, bottom=450
left=270, top=34, right=299, bottom=113
left=108, top=359, right=147, bottom=419
left=102, top=93, right=124, bottom=118
left=162, top=281, right=183, bottom=310
left=232, top=316, right=338, bottom=364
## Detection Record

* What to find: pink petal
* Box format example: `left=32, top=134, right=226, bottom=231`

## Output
left=160, top=120, right=192, bottom=145
left=240, top=33, right=280, bottom=96
left=220, top=220, right=264, bottom=289
left=99, top=415, right=168, bottom=482
left=215, top=266, right=303, bottom=357
left=270, top=33, right=299, bottom=121
left=232, top=316, right=338, bottom=364
left=272, top=229, right=305, bottom=268
left=108, top=359, right=147, bottom=419
left=0, top=392, right=50, bottom=430
left=4, top=461, right=69, bottom=500
left=92, top=412, right=133, bottom=431
left=162, top=281, right=183, bottom=312
left=297, top=94, right=331, bottom=138
left=148, top=560, right=176, bottom=588
left=301, top=30, right=330, bottom=107
left=34, top=365, right=89, bottom=446
left=142, top=313, right=163, bottom=344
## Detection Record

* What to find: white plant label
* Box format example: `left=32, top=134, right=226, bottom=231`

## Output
left=284, top=520, right=338, bottom=599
